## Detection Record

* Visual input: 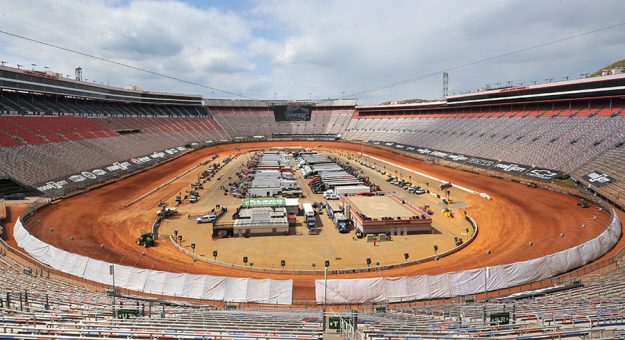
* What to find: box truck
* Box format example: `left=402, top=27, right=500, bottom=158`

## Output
left=302, top=203, right=316, bottom=232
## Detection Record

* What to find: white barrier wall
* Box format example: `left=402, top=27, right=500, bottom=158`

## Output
left=14, top=218, right=293, bottom=304
left=316, top=211, right=621, bottom=304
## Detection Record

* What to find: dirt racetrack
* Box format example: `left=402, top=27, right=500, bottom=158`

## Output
left=18, top=141, right=615, bottom=304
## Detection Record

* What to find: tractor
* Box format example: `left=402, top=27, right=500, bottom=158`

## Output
left=137, top=232, right=155, bottom=247
left=577, top=199, right=590, bottom=208
left=421, top=204, right=434, bottom=215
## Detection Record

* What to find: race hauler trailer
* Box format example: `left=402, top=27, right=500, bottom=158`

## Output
left=302, top=203, right=317, bottom=233
left=331, top=185, right=371, bottom=196
left=326, top=201, right=350, bottom=233
left=332, top=212, right=350, bottom=233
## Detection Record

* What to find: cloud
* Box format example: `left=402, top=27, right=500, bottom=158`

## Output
left=100, top=25, right=183, bottom=58
left=0, top=0, right=624, bottom=104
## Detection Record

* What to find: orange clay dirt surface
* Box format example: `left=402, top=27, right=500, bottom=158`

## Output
left=16, top=141, right=615, bottom=304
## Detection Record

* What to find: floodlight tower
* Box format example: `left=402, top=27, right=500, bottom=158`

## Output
left=75, top=67, right=82, bottom=81
left=442, top=72, right=449, bottom=99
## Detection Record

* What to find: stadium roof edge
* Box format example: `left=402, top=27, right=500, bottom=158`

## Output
left=356, top=101, right=447, bottom=110
left=448, top=72, right=625, bottom=100
left=203, top=98, right=357, bottom=107
left=0, top=65, right=202, bottom=99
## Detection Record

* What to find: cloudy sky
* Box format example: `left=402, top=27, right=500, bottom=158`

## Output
left=1, top=0, right=624, bottom=104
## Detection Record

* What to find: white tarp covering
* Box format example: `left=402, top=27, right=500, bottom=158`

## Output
left=449, top=268, right=485, bottom=296
left=316, top=277, right=386, bottom=304
left=484, top=265, right=509, bottom=292
left=14, top=218, right=292, bottom=304
left=316, top=211, right=621, bottom=304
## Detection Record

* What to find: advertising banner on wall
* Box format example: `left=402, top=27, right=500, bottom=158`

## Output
left=466, top=157, right=497, bottom=168
left=369, top=140, right=566, bottom=183
left=583, top=171, right=614, bottom=186
left=491, top=162, right=531, bottom=175
left=524, top=168, right=562, bottom=181
left=35, top=146, right=192, bottom=196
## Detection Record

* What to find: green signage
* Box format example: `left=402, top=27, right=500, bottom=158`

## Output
left=328, top=317, right=341, bottom=330
left=117, top=309, right=140, bottom=319
left=241, top=197, right=286, bottom=208
left=490, top=312, right=510, bottom=325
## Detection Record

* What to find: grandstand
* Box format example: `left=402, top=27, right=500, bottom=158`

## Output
left=206, top=98, right=356, bottom=139
left=0, top=253, right=323, bottom=339
left=2, top=61, right=625, bottom=339
left=357, top=264, right=625, bottom=339
left=344, top=74, right=625, bottom=210
left=345, top=101, right=625, bottom=174
left=0, top=65, right=229, bottom=195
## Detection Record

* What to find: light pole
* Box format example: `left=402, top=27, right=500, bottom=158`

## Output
left=110, top=264, right=116, bottom=317
left=16, top=64, right=22, bottom=69
left=31, top=63, right=37, bottom=71
left=0, top=61, right=6, bottom=67
left=323, top=260, right=329, bottom=331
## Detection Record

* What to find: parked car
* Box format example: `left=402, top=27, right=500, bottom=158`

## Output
left=407, top=186, right=420, bottom=193
left=196, top=214, right=217, bottom=224
left=156, top=208, right=178, bottom=217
